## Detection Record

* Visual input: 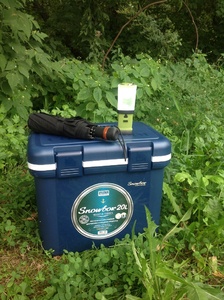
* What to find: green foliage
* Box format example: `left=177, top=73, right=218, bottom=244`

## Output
left=0, top=50, right=224, bottom=298
left=0, top=0, right=58, bottom=119
left=24, top=0, right=224, bottom=63
left=27, top=209, right=223, bottom=299
left=26, top=0, right=183, bottom=62
left=0, top=275, right=34, bottom=300
left=0, top=108, right=28, bottom=169
left=0, top=166, right=38, bottom=248
left=2, top=0, right=224, bottom=121
left=129, top=209, right=224, bottom=300
left=31, top=52, right=224, bottom=125
left=26, top=0, right=115, bottom=61
left=161, top=116, right=224, bottom=262
left=118, top=7, right=181, bottom=60
left=43, top=240, right=138, bottom=299
left=52, top=59, right=118, bottom=122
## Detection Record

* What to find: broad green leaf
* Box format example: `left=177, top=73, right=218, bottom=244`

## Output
left=72, top=82, right=79, bottom=90
left=93, top=87, right=102, bottom=101
left=195, top=169, right=203, bottom=181
left=202, top=176, right=209, bottom=187
left=1, top=80, right=12, bottom=95
left=162, top=208, right=192, bottom=242
left=5, top=0, right=23, bottom=8
left=86, top=102, right=96, bottom=111
left=103, top=287, right=114, bottom=295
left=16, top=11, right=33, bottom=38
left=9, top=41, right=25, bottom=54
left=58, top=288, right=66, bottom=300
left=0, top=54, right=7, bottom=71
left=131, top=241, right=143, bottom=271
left=151, top=78, right=157, bottom=91
left=13, top=103, right=28, bottom=119
left=2, top=97, right=13, bottom=111
left=0, top=0, right=10, bottom=7
left=95, top=292, right=107, bottom=300
left=206, top=175, right=224, bottom=185
left=126, top=295, right=142, bottom=300
left=123, top=75, right=131, bottom=82
left=188, top=190, right=198, bottom=204
left=145, top=86, right=152, bottom=97
left=35, top=52, right=51, bottom=67
left=6, top=72, right=21, bottom=90
left=3, top=9, right=32, bottom=39
left=181, top=207, right=192, bottom=222
left=170, top=214, right=179, bottom=224
left=5, top=61, right=16, bottom=71
left=32, top=31, right=48, bottom=43
left=111, top=77, right=119, bottom=88
left=18, top=64, right=29, bottom=78
left=32, top=19, right=40, bottom=29
left=111, top=63, right=123, bottom=72
left=187, top=283, right=224, bottom=300
left=163, top=280, right=176, bottom=300
left=98, top=100, right=107, bottom=109
left=174, top=172, right=193, bottom=185
left=140, top=67, right=150, bottom=77
left=132, top=69, right=140, bottom=79
left=145, top=207, right=158, bottom=236
left=77, top=88, right=91, bottom=101
left=19, top=281, right=33, bottom=295
left=136, top=88, right=143, bottom=99
left=156, top=267, right=187, bottom=285
left=163, top=182, right=182, bottom=217
left=106, top=91, right=117, bottom=108
left=170, top=95, right=187, bottom=127
left=14, top=90, right=32, bottom=107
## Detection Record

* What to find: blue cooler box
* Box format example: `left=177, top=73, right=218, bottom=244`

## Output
left=28, top=122, right=171, bottom=255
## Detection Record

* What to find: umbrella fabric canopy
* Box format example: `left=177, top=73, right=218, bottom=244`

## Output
left=28, top=113, right=119, bottom=141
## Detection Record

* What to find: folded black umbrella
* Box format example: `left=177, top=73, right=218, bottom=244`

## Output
left=28, top=113, right=119, bottom=141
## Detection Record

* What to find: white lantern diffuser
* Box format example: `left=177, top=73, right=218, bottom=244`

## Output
left=117, top=83, right=137, bottom=133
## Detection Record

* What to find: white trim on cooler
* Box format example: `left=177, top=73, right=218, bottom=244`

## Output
left=28, top=153, right=171, bottom=171
left=28, top=162, right=57, bottom=171
left=82, top=158, right=128, bottom=168
left=151, top=153, right=171, bottom=163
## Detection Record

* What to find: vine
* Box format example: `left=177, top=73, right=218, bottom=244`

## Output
left=183, top=1, right=199, bottom=52
left=102, top=0, right=168, bottom=69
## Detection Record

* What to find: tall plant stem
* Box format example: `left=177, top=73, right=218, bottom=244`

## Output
left=102, top=0, right=167, bottom=70
left=183, top=1, right=199, bottom=52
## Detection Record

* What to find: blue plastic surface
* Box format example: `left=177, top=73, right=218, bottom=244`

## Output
left=27, top=122, right=171, bottom=255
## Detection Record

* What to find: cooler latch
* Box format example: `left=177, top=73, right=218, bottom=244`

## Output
left=127, top=142, right=152, bottom=172
left=55, top=148, right=83, bottom=178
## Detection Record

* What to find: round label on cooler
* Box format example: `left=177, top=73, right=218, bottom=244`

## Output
left=71, top=183, right=133, bottom=239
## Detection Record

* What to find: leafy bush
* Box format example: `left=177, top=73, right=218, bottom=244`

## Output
left=31, top=210, right=224, bottom=300
left=160, top=115, right=224, bottom=263
left=1, top=52, right=224, bottom=298
left=0, top=108, right=28, bottom=170
left=0, top=166, right=37, bottom=248
left=29, top=52, right=224, bottom=124
left=0, top=0, right=59, bottom=119
left=26, top=0, right=182, bottom=62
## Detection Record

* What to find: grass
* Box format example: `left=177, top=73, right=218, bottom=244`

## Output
left=0, top=136, right=224, bottom=299
left=1, top=54, right=224, bottom=299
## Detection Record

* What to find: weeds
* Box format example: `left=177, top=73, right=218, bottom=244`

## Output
left=1, top=54, right=224, bottom=299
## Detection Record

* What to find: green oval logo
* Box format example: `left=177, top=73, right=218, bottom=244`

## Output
left=71, top=183, right=133, bottom=239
